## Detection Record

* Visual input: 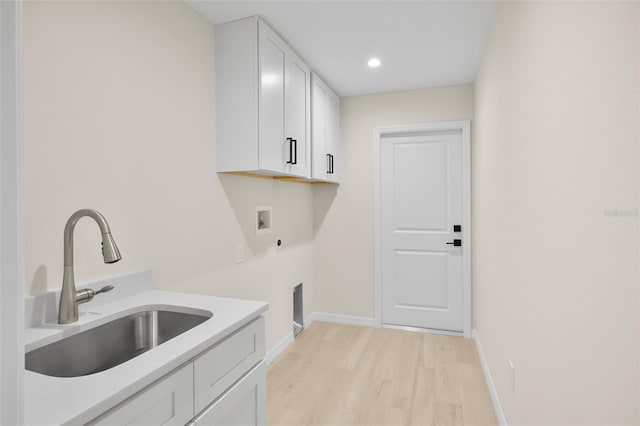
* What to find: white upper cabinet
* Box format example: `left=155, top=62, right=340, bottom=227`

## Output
left=311, top=73, right=340, bottom=183
left=216, top=17, right=311, bottom=178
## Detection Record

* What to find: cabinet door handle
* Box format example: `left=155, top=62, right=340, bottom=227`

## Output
left=327, top=154, right=331, bottom=174
left=292, top=139, right=297, bottom=165
left=330, top=154, right=334, bottom=174
left=286, top=138, right=294, bottom=164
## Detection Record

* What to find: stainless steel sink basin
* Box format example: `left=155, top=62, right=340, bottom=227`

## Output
left=26, top=309, right=211, bottom=377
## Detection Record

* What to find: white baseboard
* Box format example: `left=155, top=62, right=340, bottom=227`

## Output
left=306, top=312, right=376, bottom=328
left=265, top=331, right=294, bottom=365
left=304, top=313, right=315, bottom=327
left=472, top=330, right=508, bottom=426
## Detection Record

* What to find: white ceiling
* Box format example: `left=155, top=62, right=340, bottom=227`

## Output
left=186, top=1, right=498, bottom=97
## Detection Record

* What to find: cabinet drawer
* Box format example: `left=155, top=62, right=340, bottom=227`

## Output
left=193, top=316, right=265, bottom=414
left=192, top=361, right=266, bottom=426
left=89, top=363, right=193, bottom=426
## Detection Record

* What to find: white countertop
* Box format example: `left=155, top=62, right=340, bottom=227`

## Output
left=24, top=289, right=268, bottom=425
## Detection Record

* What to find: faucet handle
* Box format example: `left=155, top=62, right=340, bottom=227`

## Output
left=95, top=285, right=114, bottom=295
left=76, top=285, right=115, bottom=305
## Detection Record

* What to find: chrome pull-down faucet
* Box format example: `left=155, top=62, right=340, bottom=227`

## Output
left=58, top=209, right=121, bottom=324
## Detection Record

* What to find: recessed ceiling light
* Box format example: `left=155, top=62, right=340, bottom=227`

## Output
left=367, top=57, right=381, bottom=68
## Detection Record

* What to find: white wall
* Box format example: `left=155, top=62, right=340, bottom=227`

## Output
left=22, top=1, right=314, bottom=352
left=474, top=2, right=639, bottom=424
left=314, top=85, right=474, bottom=318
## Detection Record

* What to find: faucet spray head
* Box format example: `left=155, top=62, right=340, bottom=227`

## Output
left=101, top=233, right=121, bottom=264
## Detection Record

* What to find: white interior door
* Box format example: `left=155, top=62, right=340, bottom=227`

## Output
left=381, top=131, right=464, bottom=332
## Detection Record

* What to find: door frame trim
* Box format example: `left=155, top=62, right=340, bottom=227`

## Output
left=1, top=0, right=25, bottom=422
left=373, top=120, right=471, bottom=338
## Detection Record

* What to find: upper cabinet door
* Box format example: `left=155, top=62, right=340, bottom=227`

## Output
left=311, top=73, right=340, bottom=183
left=311, top=79, right=327, bottom=178
left=325, top=89, right=340, bottom=182
left=258, top=24, right=286, bottom=173
left=284, top=56, right=310, bottom=178
left=216, top=17, right=310, bottom=179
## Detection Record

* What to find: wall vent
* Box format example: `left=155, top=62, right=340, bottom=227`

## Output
left=293, top=283, right=303, bottom=337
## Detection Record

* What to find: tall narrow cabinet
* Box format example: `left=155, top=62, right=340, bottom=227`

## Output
left=216, top=16, right=311, bottom=178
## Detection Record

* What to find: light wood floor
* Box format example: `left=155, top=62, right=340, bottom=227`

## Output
left=267, top=322, right=497, bottom=426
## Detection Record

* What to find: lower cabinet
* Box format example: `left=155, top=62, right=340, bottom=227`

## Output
left=89, top=363, right=194, bottom=426
left=190, top=362, right=266, bottom=426
left=88, top=316, right=266, bottom=426
left=193, top=317, right=265, bottom=414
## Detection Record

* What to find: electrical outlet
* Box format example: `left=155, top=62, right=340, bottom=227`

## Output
left=508, top=360, right=515, bottom=394
left=236, top=243, right=245, bottom=263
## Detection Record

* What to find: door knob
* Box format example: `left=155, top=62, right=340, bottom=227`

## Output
left=446, top=239, right=462, bottom=247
